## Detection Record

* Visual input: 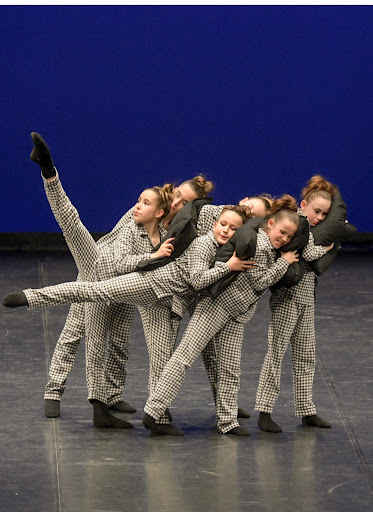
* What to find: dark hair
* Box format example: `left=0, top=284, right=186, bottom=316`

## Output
left=220, top=204, right=251, bottom=224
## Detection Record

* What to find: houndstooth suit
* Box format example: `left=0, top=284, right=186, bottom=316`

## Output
left=136, top=203, right=228, bottom=424
left=44, top=184, right=135, bottom=401
left=143, top=229, right=291, bottom=433
left=255, top=222, right=327, bottom=418
left=23, top=230, right=233, bottom=415
left=42, top=172, right=165, bottom=405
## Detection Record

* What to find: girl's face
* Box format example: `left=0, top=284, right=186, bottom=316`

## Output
left=300, top=197, right=331, bottom=227
left=239, top=197, right=267, bottom=217
left=266, top=218, right=298, bottom=249
left=170, top=184, right=198, bottom=215
left=214, top=210, right=244, bottom=245
left=134, top=189, right=163, bottom=225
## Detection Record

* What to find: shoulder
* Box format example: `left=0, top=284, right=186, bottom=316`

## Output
left=199, top=204, right=225, bottom=217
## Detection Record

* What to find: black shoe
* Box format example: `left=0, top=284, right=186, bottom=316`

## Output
left=45, top=399, right=60, bottom=418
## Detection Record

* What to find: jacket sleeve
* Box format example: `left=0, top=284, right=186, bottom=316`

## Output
left=246, top=246, right=289, bottom=291
left=302, top=232, right=327, bottom=262
left=187, top=238, right=231, bottom=290
left=113, top=225, right=153, bottom=274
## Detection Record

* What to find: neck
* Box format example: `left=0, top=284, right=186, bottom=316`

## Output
left=162, top=212, right=174, bottom=230
left=141, top=218, right=161, bottom=238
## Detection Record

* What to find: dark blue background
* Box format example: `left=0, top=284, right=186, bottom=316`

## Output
left=2, top=5, right=372, bottom=232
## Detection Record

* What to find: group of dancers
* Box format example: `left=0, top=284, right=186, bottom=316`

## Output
left=4, top=132, right=341, bottom=436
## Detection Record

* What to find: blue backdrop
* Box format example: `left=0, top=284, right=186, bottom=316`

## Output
left=2, top=5, right=372, bottom=233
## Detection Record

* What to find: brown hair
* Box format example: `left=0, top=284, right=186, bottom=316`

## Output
left=220, top=204, right=251, bottom=224
left=265, top=194, right=299, bottom=229
left=301, top=175, right=336, bottom=204
left=146, top=184, right=174, bottom=219
left=180, top=175, right=214, bottom=198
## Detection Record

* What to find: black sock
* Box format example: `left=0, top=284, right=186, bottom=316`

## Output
left=225, top=425, right=250, bottom=436
left=302, top=414, right=332, bottom=428
left=44, top=399, right=60, bottom=418
left=3, top=292, right=28, bottom=308
left=109, top=400, right=137, bottom=413
left=237, top=407, right=250, bottom=418
left=91, top=400, right=133, bottom=429
left=258, top=412, right=283, bottom=433
left=143, top=413, right=184, bottom=436
left=30, top=132, right=56, bottom=179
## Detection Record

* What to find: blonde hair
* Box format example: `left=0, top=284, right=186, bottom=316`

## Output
left=220, top=204, right=251, bottom=224
left=265, top=194, right=299, bottom=229
left=180, top=175, right=214, bottom=198
left=301, top=175, right=336, bottom=204
left=146, top=184, right=174, bottom=219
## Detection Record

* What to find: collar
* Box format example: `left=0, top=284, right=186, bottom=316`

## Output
left=207, top=230, right=221, bottom=248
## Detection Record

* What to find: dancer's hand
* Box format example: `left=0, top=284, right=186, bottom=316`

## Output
left=280, top=250, right=299, bottom=264
left=324, top=242, right=334, bottom=252
left=151, top=237, right=175, bottom=258
left=227, top=252, right=256, bottom=271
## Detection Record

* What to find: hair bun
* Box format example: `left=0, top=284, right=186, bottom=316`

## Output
left=271, top=194, right=298, bottom=214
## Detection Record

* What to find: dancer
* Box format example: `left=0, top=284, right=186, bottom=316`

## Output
left=28, top=133, right=213, bottom=419
left=141, top=195, right=300, bottom=436
left=255, top=175, right=336, bottom=433
left=5, top=205, right=255, bottom=433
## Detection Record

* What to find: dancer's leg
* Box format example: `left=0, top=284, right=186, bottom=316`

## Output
left=144, top=296, right=230, bottom=423
left=255, top=297, right=297, bottom=433
left=215, top=320, right=245, bottom=434
left=139, top=305, right=181, bottom=424
left=105, top=303, right=136, bottom=411
left=44, top=303, right=85, bottom=405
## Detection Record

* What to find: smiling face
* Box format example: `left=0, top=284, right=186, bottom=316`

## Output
left=266, top=218, right=298, bottom=249
left=170, top=184, right=198, bottom=216
left=213, top=210, right=244, bottom=245
left=133, top=189, right=164, bottom=225
left=300, top=197, right=331, bottom=227
left=239, top=197, right=267, bottom=217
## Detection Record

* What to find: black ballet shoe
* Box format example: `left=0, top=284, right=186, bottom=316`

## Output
left=302, top=414, right=332, bottom=428
left=225, top=426, right=250, bottom=436
left=258, top=412, right=283, bottom=433
left=3, top=292, right=28, bottom=308
left=91, top=400, right=133, bottom=429
left=44, top=399, right=60, bottom=418
left=237, top=407, right=250, bottom=418
left=30, top=132, right=56, bottom=179
left=109, top=400, right=137, bottom=413
left=143, top=413, right=184, bottom=436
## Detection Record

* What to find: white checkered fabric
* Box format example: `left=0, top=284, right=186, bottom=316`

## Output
left=144, top=229, right=291, bottom=433
left=42, top=173, right=164, bottom=404
left=24, top=231, right=231, bottom=311
left=196, top=204, right=226, bottom=235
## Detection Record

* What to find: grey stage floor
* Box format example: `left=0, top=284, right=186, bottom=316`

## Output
left=0, top=250, right=372, bottom=512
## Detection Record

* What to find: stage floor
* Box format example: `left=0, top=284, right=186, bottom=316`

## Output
left=1, top=250, right=372, bottom=512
